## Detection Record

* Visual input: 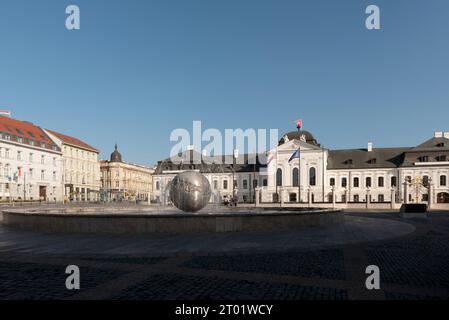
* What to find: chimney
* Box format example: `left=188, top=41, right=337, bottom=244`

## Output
left=434, top=131, right=443, bottom=138
left=367, top=142, right=373, bottom=152
left=444, top=132, right=449, bottom=139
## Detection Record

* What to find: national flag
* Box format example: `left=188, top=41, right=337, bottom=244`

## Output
left=288, top=149, right=300, bottom=162
left=296, top=119, right=303, bottom=129
left=0, top=110, right=11, bottom=117
left=267, top=150, right=277, bottom=165
left=18, top=167, right=22, bottom=177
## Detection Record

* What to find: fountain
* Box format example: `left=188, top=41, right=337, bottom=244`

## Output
left=1, top=172, right=343, bottom=234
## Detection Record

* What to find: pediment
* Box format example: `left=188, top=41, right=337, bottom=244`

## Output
left=276, top=139, right=322, bottom=152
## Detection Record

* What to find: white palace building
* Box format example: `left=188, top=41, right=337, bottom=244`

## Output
left=153, top=130, right=449, bottom=210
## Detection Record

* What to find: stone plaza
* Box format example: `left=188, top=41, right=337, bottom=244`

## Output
left=1, top=206, right=449, bottom=300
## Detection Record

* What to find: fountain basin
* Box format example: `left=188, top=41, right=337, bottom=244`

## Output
left=1, top=207, right=343, bottom=235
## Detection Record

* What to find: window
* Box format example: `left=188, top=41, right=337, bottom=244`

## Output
left=53, top=171, right=57, bottom=181
left=423, top=175, right=429, bottom=187
left=40, top=142, right=46, bottom=148
left=41, top=155, right=45, bottom=164
left=436, top=155, right=447, bottom=162
left=53, top=157, right=57, bottom=166
left=354, top=194, right=359, bottom=202
left=378, top=176, right=384, bottom=187
left=155, top=181, right=160, bottom=190
left=5, top=148, right=10, bottom=158
left=41, top=170, right=45, bottom=180
left=243, top=180, right=248, bottom=189
left=366, top=177, right=372, bottom=188
left=391, top=176, right=397, bottom=187
left=29, top=140, right=35, bottom=146
left=440, top=175, right=447, bottom=186
left=17, top=137, right=23, bottom=143
left=29, top=168, right=33, bottom=178
left=330, top=178, right=335, bottom=186
left=213, top=180, right=218, bottom=190
left=353, top=177, right=359, bottom=188
left=418, top=156, right=429, bottom=162
left=341, top=177, right=347, bottom=188
left=223, top=180, right=228, bottom=190
left=29, top=153, right=33, bottom=163
left=292, top=168, right=299, bottom=187
left=378, top=194, right=384, bottom=202
left=309, top=167, right=316, bottom=186
left=263, top=179, right=268, bottom=187
left=368, top=158, right=377, bottom=164
left=276, top=168, right=283, bottom=187
left=17, top=151, right=21, bottom=161
left=253, top=179, right=258, bottom=188
left=406, top=175, right=412, bottom=183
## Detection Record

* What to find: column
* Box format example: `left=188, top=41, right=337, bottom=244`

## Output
left=391, top=188, right=396, bottom=209
left=332, top=187, right=336, bottom=208
left=308, top=188, right=312, bottom=206
left=404, top=182, right=408, bottom=204
left=280, top=188, right=285, bottom=207
left=366, top=189, right=371, bottom=209
left=255, top=187, right=261, bottom=207
left=428, top=184, right=433, bottom=211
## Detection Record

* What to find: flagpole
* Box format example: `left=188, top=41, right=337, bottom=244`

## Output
left=298, top=128, right=301, bottom=204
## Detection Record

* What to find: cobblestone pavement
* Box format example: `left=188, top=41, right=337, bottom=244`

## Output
left=1, top=211, right=449, bottom=300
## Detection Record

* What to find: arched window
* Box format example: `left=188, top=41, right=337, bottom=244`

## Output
left=292, top=168, right=299, bottom=186
left=378, top=177, right=384, bottom=187
left=366, top=177, right=372, bottom=188
left=440, top=175, right=447, bottom=187
left=309, top=167, right=316, bottom=186
left=276, top=168, right=283, bottom=187
left=391, top=176, right=397, bottom=187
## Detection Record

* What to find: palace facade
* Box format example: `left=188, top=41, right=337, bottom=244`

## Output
left=153, top=130, right=449, bottom=209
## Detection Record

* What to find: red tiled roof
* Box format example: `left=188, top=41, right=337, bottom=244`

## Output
left=46, top=129, right=98, bottom=153
left=0, top=116, right=60, bottom=151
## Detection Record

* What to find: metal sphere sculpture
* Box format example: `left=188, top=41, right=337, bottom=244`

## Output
left=170, top=171, right=212, bottom=213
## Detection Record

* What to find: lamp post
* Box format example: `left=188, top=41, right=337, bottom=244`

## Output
left=296, top=119, right=302, bottom=203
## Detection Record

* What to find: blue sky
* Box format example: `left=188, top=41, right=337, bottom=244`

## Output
left=1, top=0, right=448, bottom=165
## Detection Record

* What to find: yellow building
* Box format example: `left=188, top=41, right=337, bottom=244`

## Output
left=100, top=145, right=153, bottom=202
left=44, top=129, right=100, bottom=202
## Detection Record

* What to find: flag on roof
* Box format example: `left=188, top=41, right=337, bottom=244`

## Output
left=288, top=149, right=301, bottom=162
left=0, top=110, right=11, bottom=117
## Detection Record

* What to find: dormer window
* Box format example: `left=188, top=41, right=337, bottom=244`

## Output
left=436, top=142, right=445, bottom=147
left=40, top=142, right=46, bottom=148
left=345, top=159, right=353, bottom=165
left=17, top=137, right=23, bottom=143
left=436, top=155, right=447, bottom=162
left=418, top=156, right=429, bottom=162
left=368, top=158, right=377, bottom=164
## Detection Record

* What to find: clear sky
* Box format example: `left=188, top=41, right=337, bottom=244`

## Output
left=1, top=0, right=448, bottom=165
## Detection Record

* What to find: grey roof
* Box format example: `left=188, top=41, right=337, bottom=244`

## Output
left=327, top=147, right=410, bottom=170
left=154, top=150, right=266, bottom=175
left=279, top=130, right=320, bottom=147
left=409, top=137, right=449, bottom=152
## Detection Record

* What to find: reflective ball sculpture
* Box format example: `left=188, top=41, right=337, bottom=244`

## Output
left=170, top=171, right=212, bottom=213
